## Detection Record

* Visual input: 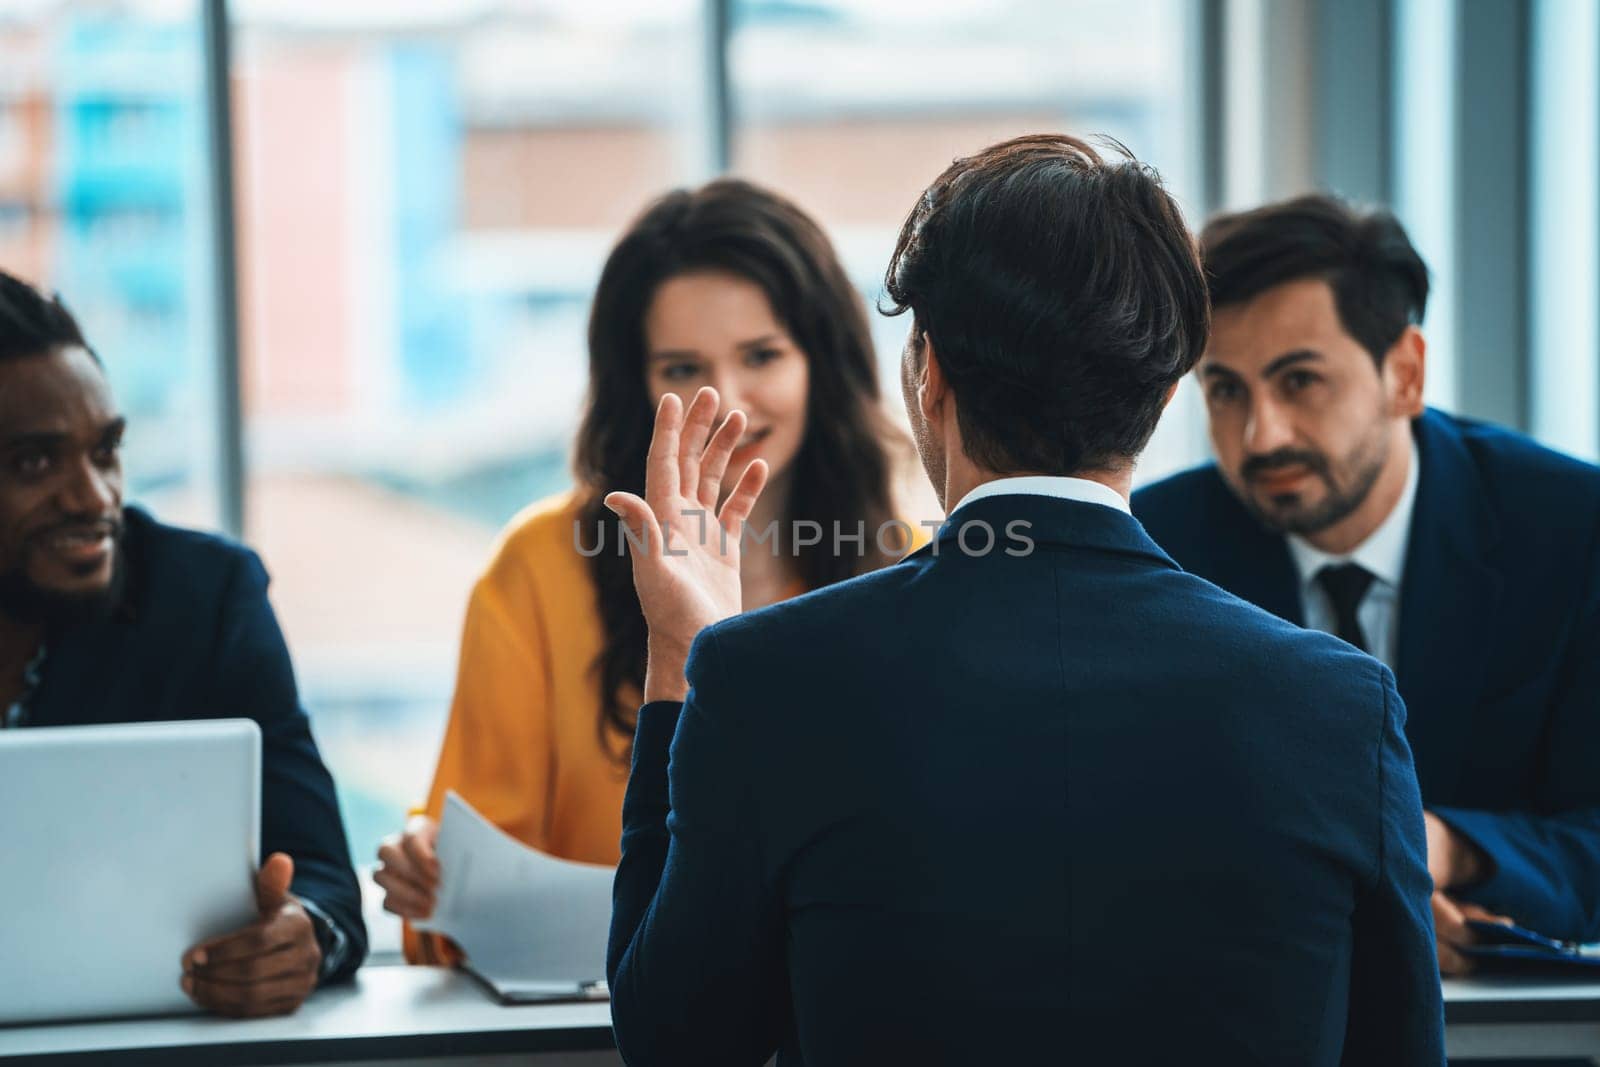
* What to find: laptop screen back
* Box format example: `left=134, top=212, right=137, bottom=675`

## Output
left=0, top=718, right=260, bottom=1024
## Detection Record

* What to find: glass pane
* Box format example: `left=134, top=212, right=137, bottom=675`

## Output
left=730, top=0, right=1207, bottom=488
left=0, top=0, right=217, bottom=527
left=1393, top=0, right=1459, bottom=415
left=1529, top=0, right=1598, bottom=462
left=231, top=0, right=705, bottom=915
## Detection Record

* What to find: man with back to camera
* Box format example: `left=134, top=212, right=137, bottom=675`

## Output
left=1133, top=195, right=1600, bottom=974
left=599, top=136, right=1443, bottom=1065
left=0, top=270, right=366, bottom=1016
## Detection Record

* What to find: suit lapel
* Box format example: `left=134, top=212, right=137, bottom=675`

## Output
left=1181, top=471, right=1305, bottom=627
left=1393, top=411, right=1504, bottom=799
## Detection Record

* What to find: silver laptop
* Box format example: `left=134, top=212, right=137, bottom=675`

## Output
left=0, top=719, right=261, bottom=1025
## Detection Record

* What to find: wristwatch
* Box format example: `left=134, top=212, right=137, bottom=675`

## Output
left=297, top=895, right=351, bottom=982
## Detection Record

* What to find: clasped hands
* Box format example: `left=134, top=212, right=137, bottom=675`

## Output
left=1426, top=811, right=1509, bottom=975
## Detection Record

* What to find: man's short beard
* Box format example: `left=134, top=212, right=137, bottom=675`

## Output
left=0, top=550, right=125, bottom=629
left=1261, top=459, right=1385, bottom=535
left=1239, top=428, right=1391, bottom=537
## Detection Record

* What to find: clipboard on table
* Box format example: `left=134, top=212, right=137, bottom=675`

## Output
left=463, top=966, right=609, bottom=1006
left=414, top=792, right=615, bottom=1005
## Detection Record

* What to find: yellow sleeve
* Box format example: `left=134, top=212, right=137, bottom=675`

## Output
left=404, top=552, right=555, bottom=965
left=904, top=518, right=933, bottom=554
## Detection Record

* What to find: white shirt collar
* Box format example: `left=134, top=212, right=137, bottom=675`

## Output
left=1286, top=438, right=1419, bottom=588
left=950, top=475, right=1131, bottom=517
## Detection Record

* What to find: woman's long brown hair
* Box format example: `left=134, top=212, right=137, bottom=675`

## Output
left=573, top=179, right=901, bottom=764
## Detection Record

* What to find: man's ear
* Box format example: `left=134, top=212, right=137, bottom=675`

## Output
left=1383, top=326, right=1427, bottom=418
left=919, top=334, right=950, bottom=425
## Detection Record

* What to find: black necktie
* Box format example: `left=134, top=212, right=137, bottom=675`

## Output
left=1316, top=563, right=1376, bottom=653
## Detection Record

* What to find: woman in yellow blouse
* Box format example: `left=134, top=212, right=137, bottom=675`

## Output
left=373, top=179, right=924, bottom=963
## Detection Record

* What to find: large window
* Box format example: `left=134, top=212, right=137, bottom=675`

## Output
left=729, top=0, right=1209, bottom=488
left=0, top=0, right=219, bottom=526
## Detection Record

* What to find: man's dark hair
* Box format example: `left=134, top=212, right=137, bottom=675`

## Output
left=1200, top=194, right=1429, bottom=366
left=884, top=133, right=1209, bottom=476
left=0, top=269, right=94, bottom=362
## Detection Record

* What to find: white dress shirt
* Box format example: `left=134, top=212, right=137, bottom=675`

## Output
left=1284, top=440, right=1419, bottom=669
left=950, top=474, right=1131, bottom=516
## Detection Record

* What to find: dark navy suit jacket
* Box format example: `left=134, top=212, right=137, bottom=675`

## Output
left=608, top=494, right=1443, bottom=1066
left=25, top=506, right=367, bottom=981
left=1135, top=409, right=1600, bottom=942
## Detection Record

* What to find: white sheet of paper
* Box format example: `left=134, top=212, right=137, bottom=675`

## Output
left=414, top=791, right=615, bottom=996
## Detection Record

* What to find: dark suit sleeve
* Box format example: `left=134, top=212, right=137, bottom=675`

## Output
left=212, top=552, right=367, bottom=983
left=1344, top=669, right=1446, bottom=1066
left=1432, top=536, right=1600, bottom=941
left=607, top=631, right=787, bottom=1067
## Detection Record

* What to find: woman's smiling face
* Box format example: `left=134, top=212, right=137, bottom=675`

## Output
left=643, top=270, right=811, bottom=489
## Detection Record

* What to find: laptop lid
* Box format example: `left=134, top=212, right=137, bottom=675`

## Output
left=0, top=718, right=261, bottom=1024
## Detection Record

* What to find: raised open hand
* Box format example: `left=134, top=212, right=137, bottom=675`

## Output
left=604, top=387, right=769, bottom=702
